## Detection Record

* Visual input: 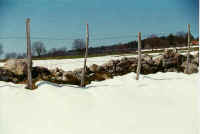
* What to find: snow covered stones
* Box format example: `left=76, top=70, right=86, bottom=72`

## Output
left=4, top=59, right=28, bottom=75
left=0, top=67, right=15, bottom=82
left=0, top=50, right=199, bottom=88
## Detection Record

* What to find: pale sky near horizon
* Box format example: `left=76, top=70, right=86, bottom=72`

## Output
left=0, top=0, right=199, bottom=57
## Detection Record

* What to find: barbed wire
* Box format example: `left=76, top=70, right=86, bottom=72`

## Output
left=0, top=31, right=194, bottom=41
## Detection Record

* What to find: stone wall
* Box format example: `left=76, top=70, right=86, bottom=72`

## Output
left=0, top=50, right=198, bottom=88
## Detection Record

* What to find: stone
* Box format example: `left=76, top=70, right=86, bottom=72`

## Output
left=0, top=51, right=198, bottom=89
left=0, top=68, right=13, bottom=82
left=166, top=68, right=178, bottom=72
left=163, top=48, right=176, bottom=58
left=129, top=63, right=137, bottom=72
left=89, top=64, right=104, bottom=72
left=127, top=57, right=137, bottom=64
left=89, top=64, right=98, bottom=72
left=32, top=66, right=52, bottom=81
left=174, top=53, right=186, bottom=65
left=62, top=71, right=78, bottom=82
left=4, top=59, right=28, bottom=75
left=141, top=54, right=154, bottom=65
left=192, top=57, right=199, bottom=66
left=102, top=60, right=117, bottom=67
left=192, top=52, right=199, bottom=65
left=181, top=62, right=199, bottom=74
left=91, top=72, right=112, bottom=81
left=141, top=64, right=152, bottom=74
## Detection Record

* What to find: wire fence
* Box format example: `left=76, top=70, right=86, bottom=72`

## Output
left=0, top=23, right=199, bottom=89
left=0, top=23, right=198, bottom=62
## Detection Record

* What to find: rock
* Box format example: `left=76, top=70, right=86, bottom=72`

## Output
left=117, top=58, right=129, bottom=67
left=129, top=63, right=137, bottom=72
left=89, top=64, right=98, bottom=72
left=32, top=66, right=51, bottom=80
left=184, top=54, right=195, bottom=61
left=162, top=51, right=186, bottom=68
left=154, top=55, right=163, bottom=67
left=127, top=57, right=137, bottom=64
left=163, top=48, right=176, bottom=58
left=192, top=57, right=199, bottom=66
left=141, top=64, right=151, bottom=74
left=89, top=64, right=104, bottom=73
left=162, top=58, right=177, bottom=67
left=192, top=52, right=199, bottom=65
left=73, top=67, right=83, bottom=73
left=102, top=60, right=116, bottom=74
left=0, top=68, right=14, bottom=82
left=174, top=53, right=186, bottom=65
left=184, top=64, right=198, bottom=74
left=4, top=59, right=28, bottom=75
left=90, top=72, right=113, bottom=81
left=62, top=71, right=79, bottom=83
left=115, top=66, right=123, bottom=73
left=173, top=48, right=177, bottom=53
left=55, top=71, right=62, bottom=77
left=51, top=67, right=64, bottom=74
left=141, top=54, right=154, bottom=65
left=181, top=61, right=198, bottom=74
left=141, top=63, right=158, bottom=74
left=51, top=68, right=64, bottom=80
left=195, top=52, right=199, bottom=58
left=166, top=68, right=178, bottom=72
left=115, top=59, right=130, bottom=74
left=102, top=60, right=115, bottom=67
left=74, top=66, right=91, bottom=74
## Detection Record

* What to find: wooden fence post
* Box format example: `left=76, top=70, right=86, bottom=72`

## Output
left=136, top=32, right=141, bottom=80
left=186, top=24, right=191, bottom=74
left=81, top=24, right=89, bottom=87
left=26, top=18, right=33, bottom=89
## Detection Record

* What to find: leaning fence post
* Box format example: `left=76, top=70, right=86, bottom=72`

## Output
left=26, top=18, right=33, bottom=89
left=186, top=24, right=191, bottom=74
left=136, top=32, right=142, bottom=80
left=81, top=24, right=89, bottom=87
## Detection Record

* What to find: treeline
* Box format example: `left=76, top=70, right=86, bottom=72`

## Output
left=0, top=32, right=198, bottom=59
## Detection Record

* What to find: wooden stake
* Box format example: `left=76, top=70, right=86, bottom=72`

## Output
left=186, top=24, right=191, bottom=74
left=136, top=32, right=142, bottom=80
left=26, top=18, right=33, bottom=89
left=81, top=24, right=89, bottom=87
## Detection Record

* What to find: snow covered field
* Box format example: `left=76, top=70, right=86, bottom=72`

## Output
left=0, top=55, right=199, bottom=134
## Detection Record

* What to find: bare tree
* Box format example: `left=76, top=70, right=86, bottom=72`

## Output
left=32, top=41, right=47, bottom=57
left=72, top=39, right=86, bottom=51
left=0, top=43, right=4, bottom=56
left=5, top=52, right=17, bottom=59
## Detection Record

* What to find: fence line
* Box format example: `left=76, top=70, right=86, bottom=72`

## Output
left=0, top=20, right=198, bottom=89
left=186, top=24, right=191, bottom=74
left=25, top=18, right=33, bottom=90
left=136, top=32, right=142, bottom=80
left=81, top=24, right=89, bottom=87
left=0, top=31, right=197, bottom=40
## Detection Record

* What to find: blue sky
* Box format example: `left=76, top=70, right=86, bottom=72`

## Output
left=0, top=0, right=199, bottom=56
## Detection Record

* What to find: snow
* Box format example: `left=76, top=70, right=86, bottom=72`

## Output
left=0, top=55, right=199, bottom=134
